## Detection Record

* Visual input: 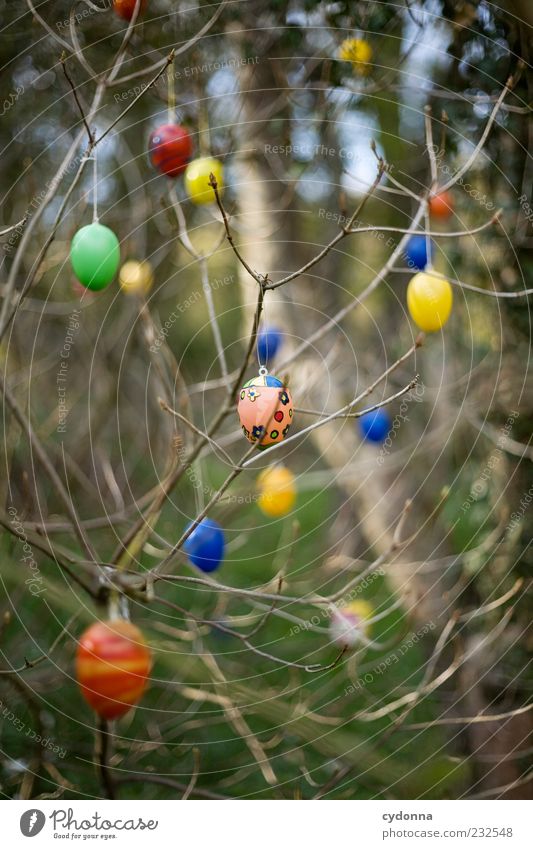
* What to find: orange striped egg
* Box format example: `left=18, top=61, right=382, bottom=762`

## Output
left=76, top=620, right=151, bottom=720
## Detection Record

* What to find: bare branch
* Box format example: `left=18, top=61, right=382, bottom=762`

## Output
left=61, top=54, right=95, bottom=143
left=439, top=73, right=517, bottom=193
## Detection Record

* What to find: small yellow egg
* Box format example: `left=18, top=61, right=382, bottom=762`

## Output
left=338, top=38, right=373, bottom=76
left=344, top=599, right=373, bottom=624
left=406, top=271, right=453, bottom=332
left=184, top=157, right=224, bottom=206
left=257, top=466, right=296, bottom=517
left=119, top=260, right=153, bottom=295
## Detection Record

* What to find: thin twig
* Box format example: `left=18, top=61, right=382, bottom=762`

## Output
left=424, top=105, right=439, bottom=188
left=27, top=0, right=72, bottom=52
left=153, top=595, right=346, bottom=673
left=266, top=160, right=387, bottom=290
left=60, top=54, right=95, bottom=143
left=158, top=399, right=234, bottom=463
left=116, top=773, right=230, bottom=799
left=209, top=173, right=265, bottom=285
left=0, top=612, right=80, bottom=675
left=96, top=50, right=175, bottom=145
left=404, top=702, right=533, bottom=731
left=108, top=0, right=231, bottom=87
left=97, top=719, right=116, bottom=800
left=439, top=73, right=517, bottom=193
left=0, top=217, right=27, bottom=236
left=0, top=376, right=98, bottom=564
left=390, top=267, right=533, bottom=300
left=275, top=200, right=427, bottom=373
left=240, top=377, right=420, bottom=469
left=182, top=748, right=201, bottom=800
left=348, top=211, right=502, bottom=238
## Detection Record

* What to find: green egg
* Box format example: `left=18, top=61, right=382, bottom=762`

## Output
left=70, top=222, right=120, bottom=291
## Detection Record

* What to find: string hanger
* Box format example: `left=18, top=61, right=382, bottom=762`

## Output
left=167, top=62, right=176, bottom=123
left=83, top=131, right=99, bottom=223
left=92, top=141, right=99, bottom=223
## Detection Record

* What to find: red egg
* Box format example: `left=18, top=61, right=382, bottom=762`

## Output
left=113, top=0, right=146, bottom=21
left=237, top=374, right=294, bottom=448
left=71, top=278, right=95, bottom=300
left=429, top=190, right=453, bottom=220
left=149, top=124, right=193, bottom=178
left=76, top=620, right=152, bottom=720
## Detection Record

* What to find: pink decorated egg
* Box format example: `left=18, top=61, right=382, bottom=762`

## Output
left=237, top=374, right=294, bottom=448
left=329, top=601, right=373, bottom=648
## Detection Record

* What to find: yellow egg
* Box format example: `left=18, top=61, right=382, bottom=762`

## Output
left=343, top=599, right=373, bottom=624
left=338, top=38, right=373, bottom=75
left=406, top=271, right=453, bottom=332
left=119, top=260, right=153, bottom=295
left=184, top=157, right=224, bottom=205
left=257, top=466, right=296, bottom=517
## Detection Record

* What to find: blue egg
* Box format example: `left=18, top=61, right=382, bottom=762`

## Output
left=183, top=518, right=225, bottom=572
left=257, top=326, right=283, bottom=363
left=359, top=408, right=391, bottom=443
left=405, top=235, right=434, bottom=271
left=210, top=618, right=232, bottom=639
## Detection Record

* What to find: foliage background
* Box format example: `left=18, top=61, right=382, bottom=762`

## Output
left=0, top=0, right=531, bottom=800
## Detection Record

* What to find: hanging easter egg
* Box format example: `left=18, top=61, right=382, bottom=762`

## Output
left=338, top=38, right=373, bottom=76
left=113, top=0, right=146, bottom=19
left=119, top=260, right=153, bottom=295
left=257, top=465, right=296, bottom=517
left=358, top=407, right=391, bottom=443
left=405, top=234, right=435, bottom=271
left=407, top=271, right=453, bottom=332
left=149, top=124, right=193, bottom=177
left=238, top=374, right=294, bottom=447
left=76, top=619, right=151, bottom=720
left=70, top=223, right=120, bottom=291
left=183, top=517, right=225, bottom=573
left=257, top=326, right=283, bottom=364
left=429, top=190, right=453, bottom=220
left=184, top=156, right=224, bottom=205
left=329, top=600, right=373, bottom=648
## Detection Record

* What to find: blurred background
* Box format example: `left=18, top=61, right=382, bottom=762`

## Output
left=0, top=0, right=531, bottom=800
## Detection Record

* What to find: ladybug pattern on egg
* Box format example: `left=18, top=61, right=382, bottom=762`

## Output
left=237, top=375, right=294, bottom=448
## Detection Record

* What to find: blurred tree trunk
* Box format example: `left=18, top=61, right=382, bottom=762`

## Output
left=435, top=4, right=533, bottom=797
